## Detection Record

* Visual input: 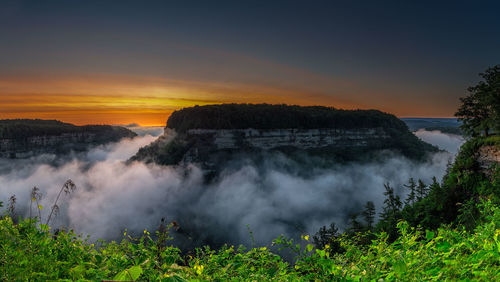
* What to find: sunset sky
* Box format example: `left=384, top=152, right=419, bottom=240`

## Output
left=1, top=0, right=499, bottom=126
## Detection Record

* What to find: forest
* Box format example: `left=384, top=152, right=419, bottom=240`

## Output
left=166, top=104, right=408, bottom=132
left=0, top=119, right=136, bottom=140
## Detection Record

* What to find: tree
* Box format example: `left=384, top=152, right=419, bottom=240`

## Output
left=378, top=183, right=403, bottom=241
left=416, top=180, right=428, bottom=201
left=404, top=178, right=417, bottom=205
left=382, top=183, right=402, bottom=218
left=313, top=223, right=344, bottom=255
left=362, top=201, right=376, bottom=230
left=347, top=213, right=364, bottom=234
left=455, top=65, right=500, bottom=137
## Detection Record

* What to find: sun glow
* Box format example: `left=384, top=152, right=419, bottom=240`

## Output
left=0, top=73, right=359, bottom=126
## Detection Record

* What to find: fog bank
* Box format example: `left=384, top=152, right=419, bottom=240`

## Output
left=414, top=129, right=465, bottom=154
left=0, top=129, right=462, bottom=247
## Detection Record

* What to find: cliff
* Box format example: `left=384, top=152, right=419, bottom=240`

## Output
left=476, top=139, right=500, bottom=178
left=0, top=119, right=137, bottom=158
left=131, top=104, right=437, bottom=168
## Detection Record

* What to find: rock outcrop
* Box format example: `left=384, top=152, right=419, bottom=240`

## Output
left=477, top=145, right=500, bottom=177
left=131, top=104, right=437, bottom=169
left=0, top=119, right=137, bottom=158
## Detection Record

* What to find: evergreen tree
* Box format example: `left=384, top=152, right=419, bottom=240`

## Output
left=378, top=183, right=403, bottom=241
left=382, top=183, right=402, bottom=218
left=313, top=223, right=344, bottom=255
left=404, top=178, right=417, bottom=205
left=416, top=180, right=428, bottom=201
left=362, top=201, right=376, bottom=230
left=347, top=213, right=364, bottom=234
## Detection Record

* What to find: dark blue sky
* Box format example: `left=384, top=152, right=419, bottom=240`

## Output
left=1, top=0, right=499, bottom=124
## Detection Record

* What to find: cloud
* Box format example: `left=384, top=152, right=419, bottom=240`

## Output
left=0, top=129, right=460, bottom=248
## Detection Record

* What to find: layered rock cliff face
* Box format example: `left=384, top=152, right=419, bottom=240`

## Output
left=179, top=127, right=391, bottom=164
left=0, top=119, right=137, bottom=158
left=477, top=145, right=500, bottom=177
left=186, top=128, right=390, bottom=149
left=131, top=104, right=437, bottom=168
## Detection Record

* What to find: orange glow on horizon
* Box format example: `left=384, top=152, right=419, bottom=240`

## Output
left=0, top=73, right=456, bottom=126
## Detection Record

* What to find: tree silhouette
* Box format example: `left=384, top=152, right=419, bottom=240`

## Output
left=378, top=183, right=403, bottom=241
left=404, top=178, right=417, bottom=205
left=455, top=65, right=500, bottom=137
left=362, top=201, right=376, bottom=230
left=313, top=223, right=344, bottom=255
left=416, top=180, right=428, bottom=201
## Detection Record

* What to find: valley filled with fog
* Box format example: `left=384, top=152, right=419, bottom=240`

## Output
left=0, top=127, right=464, bottom=247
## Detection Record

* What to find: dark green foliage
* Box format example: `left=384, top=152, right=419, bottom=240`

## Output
left=167, top=104, right=409, bottom=132
left=401, top=137, right=500, bottom=231
left=416, top=179, right=428, bottom=201
left=404, top=178, right=417, bottom=205
left=346, top=213, right=364, bottom=235
left=157, top=138, right=191, bottom=165
left=361, top=201, right=376, bottom=230
left=377, top=183, right=403, bottom=241
left=455, top=65, right=500, bottom=137
left=312, top=223, right=344, bottom=256
left=0, top=119, right=136, bottom=140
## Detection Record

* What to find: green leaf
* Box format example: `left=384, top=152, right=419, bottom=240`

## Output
left=437, top=241, right=451, bottom=252
left=426, top=231, right=435, bottom=240
left=70, top=264, right=85, bottom=279
left=113, top=265, right=143, bottom=281
left=394, top=260, right=407, bottom=274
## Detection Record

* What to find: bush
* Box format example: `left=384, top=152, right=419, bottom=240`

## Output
left=1, top=200, right=498, bottom=280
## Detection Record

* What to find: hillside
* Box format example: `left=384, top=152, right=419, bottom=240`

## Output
left=401, top=136, right=500, bottom=231
left=0, top=119, right=137, bottom=158
left=132, top=104, right=438, bottom=167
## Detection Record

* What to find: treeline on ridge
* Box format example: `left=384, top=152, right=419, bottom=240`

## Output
left=166, top=104, right=409, bottom=132
left=0, top=119, right=136, bottom=140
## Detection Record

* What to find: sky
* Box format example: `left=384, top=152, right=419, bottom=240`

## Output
left=1, top=0, right=499, bottom=126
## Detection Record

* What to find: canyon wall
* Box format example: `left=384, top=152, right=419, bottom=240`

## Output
left=131, top=126, right=410, bottom=168
left=477, top=145, right=500, bottom=178
left=0, top=131, right=136, bottom=158
left=186, top=127, right=390, bottom=150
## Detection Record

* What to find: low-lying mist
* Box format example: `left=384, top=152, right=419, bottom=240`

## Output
left=0, top=128, right=464, bottom=248
left=415, top=129, right=465, bottom=154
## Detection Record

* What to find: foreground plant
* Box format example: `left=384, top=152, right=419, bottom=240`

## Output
left=1, top=200, right=498, bottom=281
